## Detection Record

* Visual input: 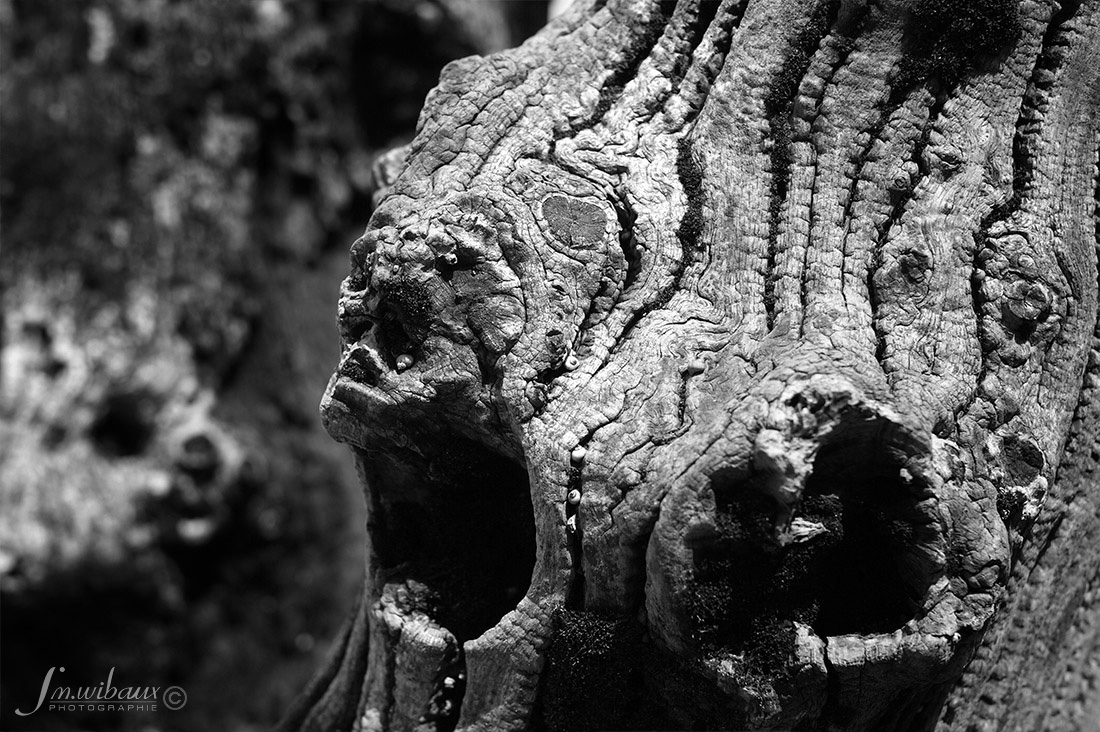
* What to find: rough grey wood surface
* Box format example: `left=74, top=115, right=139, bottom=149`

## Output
left=282, top=0, right=1100, bottom=729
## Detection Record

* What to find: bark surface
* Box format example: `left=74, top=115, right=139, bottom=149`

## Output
left=291, top=1, right=1100, bottom=729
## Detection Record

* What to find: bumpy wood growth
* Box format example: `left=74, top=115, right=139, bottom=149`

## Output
left=284, top=0, right=1100, bottom=729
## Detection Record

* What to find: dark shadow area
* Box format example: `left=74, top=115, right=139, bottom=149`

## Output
left=687, top=426, right=940, bottom=681
left=89, top=391, right=159, bottom=458
left=361, top=435, right=535, bottom=643
left=804, top=440, right=934, bottom=636
left=536, top=609, right=750, bottom=732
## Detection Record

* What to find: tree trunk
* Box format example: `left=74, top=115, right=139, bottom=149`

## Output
left=284, top=0, right=1100, bottom=729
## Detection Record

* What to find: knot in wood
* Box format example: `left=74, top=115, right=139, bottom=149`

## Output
left=1000, top=433, right=1045, bottom=487
left=541, top=195, right=608, bottom=248
left=1003, top=277, right=1053, bottom=329
left=899, top=247, right=933, bottom=284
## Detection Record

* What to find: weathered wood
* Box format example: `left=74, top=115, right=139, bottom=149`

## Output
left=291, top=0, right=1100, bottom=729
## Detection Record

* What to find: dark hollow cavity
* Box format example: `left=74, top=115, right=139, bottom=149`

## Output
left=89, top=390, right=157, bottom=457
left=688, top=433, right=938, bottom=665
left=803, top=439, right=937, bottom=636
left=360, top=435, right=536, bottom=642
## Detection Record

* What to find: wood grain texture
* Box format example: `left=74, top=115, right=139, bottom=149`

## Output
left=287, top=0, right=1100, bottom=729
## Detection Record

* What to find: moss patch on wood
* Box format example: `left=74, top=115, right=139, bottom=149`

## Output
left=902, top=0, right=1022, bottom=87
